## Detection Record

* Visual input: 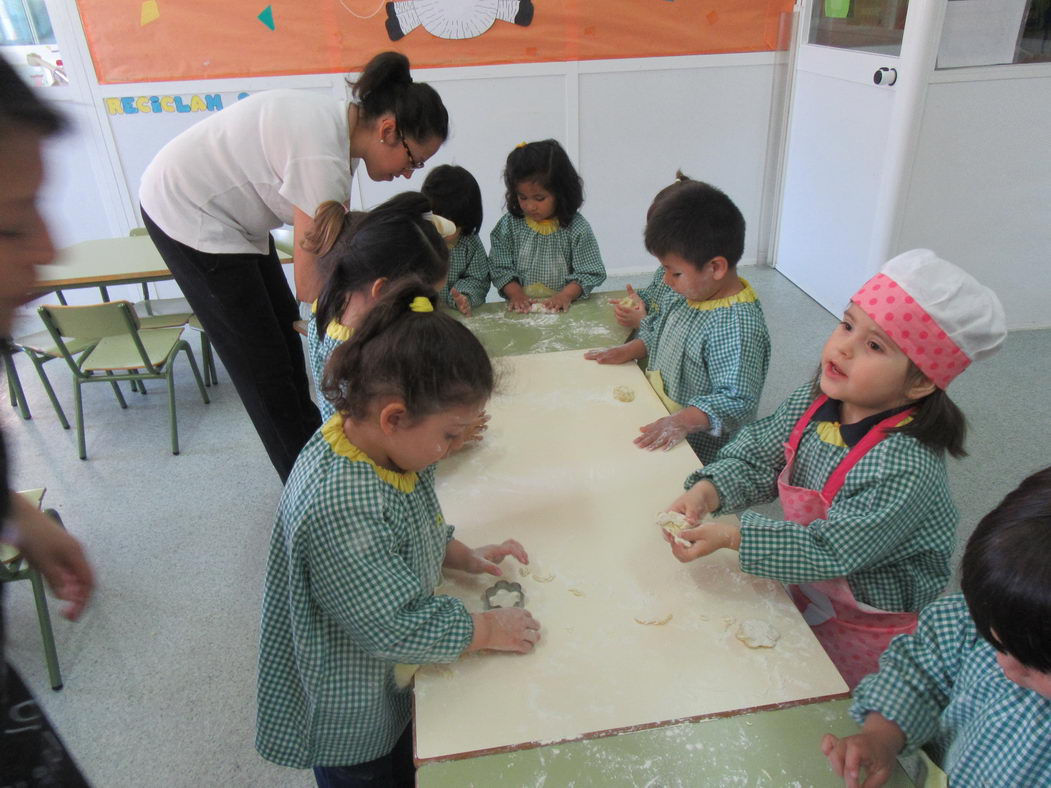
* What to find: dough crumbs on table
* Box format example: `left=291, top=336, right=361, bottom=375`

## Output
left=735, top=619, right=781, bottom=649
left=612, top=385, right=635, bottom=402
left=634, top=612, right=674, bottom=626
left=533, top=571, right=556, bottom=583
left=721, top=616, right=737, bottom=630
left=518, top=565, right=530, bottom=577
left=568, top=588, right=585, bottom=597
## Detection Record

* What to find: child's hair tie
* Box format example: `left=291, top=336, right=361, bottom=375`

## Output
left=516, top=141, right=528, bottom=148
left=409, top=296, right=434, bottom=313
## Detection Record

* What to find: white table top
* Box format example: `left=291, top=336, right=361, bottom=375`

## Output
left=36, top=236, right=170, bottom=291
left=414, top=350, right=848, bottom=762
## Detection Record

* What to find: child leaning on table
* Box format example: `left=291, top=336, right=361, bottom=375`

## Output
left=586, top=175, right=770, bottom=464
left=256, top=279, right=541, bottom=786
left=421, top=164, right=491, bottom=316
left=303, top=191, right=450, bottom=423
left=822, top=466, right=1051, bottom=788
left=489, top=139, right=606, bottom=313
left=667, top=250, right=1007, bottom=688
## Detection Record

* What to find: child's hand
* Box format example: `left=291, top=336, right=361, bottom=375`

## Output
left=635, top=414, right=689, bottom=451
left=664, top=521, right=740, bottom=562
left=469, top=608, right=542, bottom=654
left=608, top=284, right=646, bottom=328
left=464, top=539, right=529, bottom=576
left=502, top=282, right=532, bottom=313
left=542, top=292, right=574, bottom=312
left=450, top=287, right=472, bottom=317
left=15, top=500, right=94, bottom=621
left=668, top=480, right=721, bottom=523
left=821, top=728, right=903, bottom=788
left=446, top=411, right=490, bottom=455
left=584, top=345, right=633, bottom=364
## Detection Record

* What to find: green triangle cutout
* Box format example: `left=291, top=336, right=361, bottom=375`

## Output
left=258, top=5, right=275, bottom=30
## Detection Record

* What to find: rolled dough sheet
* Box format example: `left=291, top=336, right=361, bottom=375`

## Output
left=416, top=351, right=847, bottom=761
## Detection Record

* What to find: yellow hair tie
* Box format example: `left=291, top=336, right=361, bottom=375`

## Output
left=409, top=296, right=434, bottom=313
left=516, top=141, right=528, bottom=148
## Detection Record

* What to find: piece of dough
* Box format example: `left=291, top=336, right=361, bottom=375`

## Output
left=488, top=588, right=523, bottom=609
left=735, top=619, right=781, bottom=649
left=529, top=302, right=558, bottom=314
left=634, top=612, right=674, bottom=626
left=529, top=563, right=555, bottom=583
left=568, top=588, right=585, bottom=597
left=524, top=283, right=557, bottom=299
left=655, top=511, right=691, bottom=547
left=518, top=566, right=530, bottom=578
left=617, top=295, right=636, bottom=308
left=612, top=385, right=635, bottom=403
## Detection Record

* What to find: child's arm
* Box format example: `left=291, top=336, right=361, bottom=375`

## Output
left=634, top=407, right=709, bottom=452
left=542, top=281, right=583, bottom=312
left=453, top=235, right=492, bottom=311
left=563, top=215, right=606, bottom=298
left=821, top=713, right=905, bottom=788
left=584, top=338, right=647, bottom=365
left=489, top=216, right=530, bottom=312
left=443, top=537, right=527, bottom=576
left=608, top=284, right=647, bottom=329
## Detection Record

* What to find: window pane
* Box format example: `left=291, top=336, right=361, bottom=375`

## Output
left=809, top=0, right=910, bottom=56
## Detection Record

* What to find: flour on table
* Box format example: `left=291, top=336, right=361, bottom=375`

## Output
left=529, top=302, right=559, bottom=314
left=721, top=616, right=737, bottom=631
left=735, top=619, right=781, bottom=649
left=656, top=511, right=691, bottom=547
left=612, top=385, right=635, bottom=403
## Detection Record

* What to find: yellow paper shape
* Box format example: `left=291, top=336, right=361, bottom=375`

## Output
left=140, top=0, right=159, bottom=26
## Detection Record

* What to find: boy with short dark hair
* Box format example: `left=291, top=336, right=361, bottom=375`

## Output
left=586, top=177, right=770, bottom=463
left=821, top=466, right=1051, bottom=788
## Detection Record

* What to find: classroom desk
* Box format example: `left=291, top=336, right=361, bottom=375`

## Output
left=452, top=290, right=632, bottom=358
left=416, top=351, right=848, bottom=766
left=34, top=235, right=172, bottom=293
left=418, top=699, right=916, bottom=786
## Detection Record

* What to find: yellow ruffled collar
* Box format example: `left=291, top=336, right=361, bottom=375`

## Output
left=525, top=216, right=560, bottom=235
left=687, top=278, right=758, bottom=311
left=321, top=414, right=417, bottom=493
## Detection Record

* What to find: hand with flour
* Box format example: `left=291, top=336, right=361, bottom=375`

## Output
left=584, top=338, right=646, bottom=365
left=663, top=520, right=741, bottom=562
left=468, top=607, right=541, bottom=654
left=446, top=410, right=490, bottom=455
left=443, top=538, right=528, bottom=577
left=821, top=712, right=905, bottom=788
left=450, top=287, right=472, bottom=317
left=608, top=284, right=646, bottom=328
left=635, top=406, right=710, bottom=452
left=667, top=479, right=721, bottom=523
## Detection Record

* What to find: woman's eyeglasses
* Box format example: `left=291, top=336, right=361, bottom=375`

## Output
left=399, top=134, right=425, bottom=170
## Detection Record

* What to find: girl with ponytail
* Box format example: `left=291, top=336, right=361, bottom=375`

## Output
left=140, top=51, right=449, bottom=482
left=256, top=278, right=540, bottom=784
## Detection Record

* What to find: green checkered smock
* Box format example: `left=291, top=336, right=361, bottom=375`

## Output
left=636, top=265, right=674, bottom=315
left=256, top=415, right=474, bottom=768
left=489, top=213, right=606, bottom=298
left=852, top=594, right=1051, bottom=785
left=638, top=280, right=770, bottom=464
left=440, top=233, right=491, bottom=309
left=687, top=384, right=957, bottom=612
left=307, top=312, right=352, bottom=423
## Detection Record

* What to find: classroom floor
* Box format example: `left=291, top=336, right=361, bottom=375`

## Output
left=3, top=265, right=1049, bottom=786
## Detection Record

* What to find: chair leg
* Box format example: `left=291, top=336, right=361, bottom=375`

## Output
left=29, top=355, right=70, bottom=429
left=28, top=568, right=63, bottom=691
left=74, top=380, right=87, bottom=460
left=3, top=348, right=31, bottom=420
left=167, top=368, right=179, bottom=455
left=106, top=373, right=128, bottom=409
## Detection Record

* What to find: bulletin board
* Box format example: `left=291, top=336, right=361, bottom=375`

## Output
left=76, top=0, right=794, bottom=84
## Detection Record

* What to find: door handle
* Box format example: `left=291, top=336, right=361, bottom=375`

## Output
left=873, top=67, right=897, bottom=86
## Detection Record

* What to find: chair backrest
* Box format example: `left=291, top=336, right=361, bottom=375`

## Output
left=39, top=301, right=140, bottom=339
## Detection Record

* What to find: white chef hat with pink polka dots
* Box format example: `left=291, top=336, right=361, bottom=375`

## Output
left=851, top=249, right=1006, bottom=389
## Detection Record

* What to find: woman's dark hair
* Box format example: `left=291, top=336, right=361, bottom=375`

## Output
left=0, top=57, right=66, bottom=134
left=349, top=52, right=448, bottom=144
left=808, top=361, right=968, bottom=458
left=323, top=277, right=494, bottom=420
left=421, top=165, right=483, bottom=236
left=503, top=139, right=582, bottom=226
left=644, top=177, right=745, bottom=268
left=307, top=192, right=449, bottom=331
left=961, top=465, right=1051, bottom=671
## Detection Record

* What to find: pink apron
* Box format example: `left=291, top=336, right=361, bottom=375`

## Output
left=779, top=395, right=918, bottom=688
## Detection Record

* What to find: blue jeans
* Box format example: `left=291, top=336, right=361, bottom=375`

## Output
left=313, top=726, right=415, bottom=787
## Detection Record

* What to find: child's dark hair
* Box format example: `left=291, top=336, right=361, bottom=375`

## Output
left=421, top=165, right=483, bottom=236
left=323, top=278, right=494, bottom=420
left=961, top=465, right=1051, bottom=671
left=503, top=139, right=582, bottom=226
left=644, top=177, right=745, bottom=268
left=646, top=170, right=693, bottom=222
left=349, top=52, right=448, bottom=144
left=0, top=57, right=66, bottom=134
left=808, top=361, right=968, bottom=458
left=305, top=192, right=449, bottom=332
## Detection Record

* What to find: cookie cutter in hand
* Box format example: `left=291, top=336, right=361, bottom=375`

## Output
left=482, top=580, right=525, bottom=610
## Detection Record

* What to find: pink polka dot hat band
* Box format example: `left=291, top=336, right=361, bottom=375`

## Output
left=851, top=249, right=1006, bottom=389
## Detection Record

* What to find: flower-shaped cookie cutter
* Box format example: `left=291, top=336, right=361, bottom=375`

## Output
left=482, top=580, right=525, bottom=610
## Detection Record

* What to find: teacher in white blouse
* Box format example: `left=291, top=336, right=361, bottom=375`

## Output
left=139, top=52, right=447, bottom=482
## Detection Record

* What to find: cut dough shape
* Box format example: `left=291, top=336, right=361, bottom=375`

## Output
left=735, top=619, right=781, bottom=649
left=634, top=612, right=674, bottom=626
left=656, top=511, right=691, bottom=547
left=488, top=588, right=523, bottom=609
left=612, top=385, right=635, bottom=402
left=532, top=571, right=555, bottom=583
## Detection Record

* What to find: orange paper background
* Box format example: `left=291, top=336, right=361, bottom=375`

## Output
left=77, top=0, right=793, bottom=85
